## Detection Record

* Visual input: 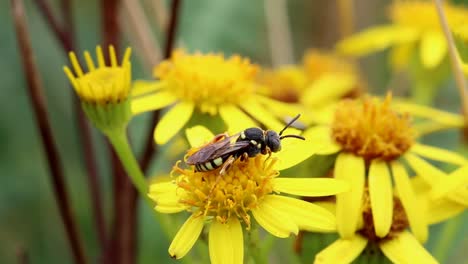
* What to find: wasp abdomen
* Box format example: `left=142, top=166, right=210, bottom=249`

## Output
left=195, top=157, right=225, bottom=172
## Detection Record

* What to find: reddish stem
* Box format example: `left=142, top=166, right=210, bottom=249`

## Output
left=11, top=0, right=87, bottom=263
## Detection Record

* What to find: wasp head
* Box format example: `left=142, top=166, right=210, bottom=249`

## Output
left=265, top=130, right=281, bottom=152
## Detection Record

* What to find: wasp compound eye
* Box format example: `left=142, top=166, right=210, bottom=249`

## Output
left=265, top=130, right=281, bottom=152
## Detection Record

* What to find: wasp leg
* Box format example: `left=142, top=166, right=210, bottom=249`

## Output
left=240, top=152, right=249, bottom=162
left=219, top=155, right=236, bottom=175
left=206, top=156, right=236, bottom=201
left=263, top=148, right=272, bottom=168
left=211, top=132, right=230, bottom=143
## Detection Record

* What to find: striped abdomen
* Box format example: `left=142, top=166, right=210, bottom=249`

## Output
left=194, top=156, right=228, bottom=172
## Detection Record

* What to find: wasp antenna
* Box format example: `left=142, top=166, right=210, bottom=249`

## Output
left=279, top=114, right=301, bottom=136
left=280, top=134, right=305, bottom=140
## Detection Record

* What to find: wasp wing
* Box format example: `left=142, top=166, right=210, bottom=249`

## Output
left=186, top=136, right=249, bottom=165
left=186, top=134, right=238, bottom=164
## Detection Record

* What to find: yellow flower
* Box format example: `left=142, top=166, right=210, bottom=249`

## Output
left=256, top=50, right=364, bottom=125
left=148, top=126, right=349, bottom=263
left=452, top=22, right=468, bottom=63
left=304, top=94, right=468, bottom=263
left=314, top=189, right=439, bottom=264
left=63, top=46, right=133, bottom=133
left=131, top=50, right=291, bottom=144
left=303, top=94, right=467, bottom=244
left=337, top=0, right=468, bottom=70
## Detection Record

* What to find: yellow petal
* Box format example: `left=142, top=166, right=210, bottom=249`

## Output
left=131, top=91, right=178, bottom=115
left=405, top=154, right=468, bottom=206
left=240, top=98, right=284, bottom=131
left=185, top=126, right=215, bottom=148
left=302, top=73, right=357, bottom=108
left=410, top=143, right=468, bottom=166
left=302, top=126, right=341, bottom=155
left=273, top=178, right=349, bottom=197
left=336, top=25, right=418, bottom=56
left=266, top=195, right=336, bottom=232
left=404, top=153, right=445, bottom=184
left=154, top=102, right=194, bottom=144
left=273, top=136, right=318, bottom=170
left=391, top=161, right=428, bottom=243
left=169, top=215, right=204, bottom=259
left=255, top=95, right=304, bottom=117
left=131, top=80, right=166, bottom=97
left=219, top=104, right=256, bottom=134
left=149, top=181, right=177, bottom=196
left=335, top=153, right=365, bottom=239
left=368, top=160, right=393, bottom=238
left=209, top=217, right=243, bottom=264
left=389, top=43, right=414, bottom=70
left=379, top=231, right=438, bottom=264
left=430, top=164, right=468, bottom=201
left=420, top=31, right=447, bottom=69
left=392, top=100, right=465, bottom=128
left=426, top=197, right=466, bottom=224
left=314, top=236, right=368, bottom=264
left=252, top=196, right=298, bottom=238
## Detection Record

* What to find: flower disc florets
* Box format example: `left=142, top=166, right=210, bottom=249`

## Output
left=332, top=93, right=415, bottom=161
left=172, top=155, right=277, bottom=228
left=359, top=189, right=409, bottom=242
left=154, top=50, right=259, bottom=115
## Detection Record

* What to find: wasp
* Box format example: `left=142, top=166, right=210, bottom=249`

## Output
left=186, top=114, right=305, bottom=175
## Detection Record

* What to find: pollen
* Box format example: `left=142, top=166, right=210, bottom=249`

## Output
left=331, top=93, right=415, bottom=161
left=359, top=188, right=409, bottom=242
left=389, top=1, right=468, bottom=31
left=154, top=50, right=259, bottom=115
left=64, top=46, right=132, bottom=105
left=171, top=155, right=277, bottom=228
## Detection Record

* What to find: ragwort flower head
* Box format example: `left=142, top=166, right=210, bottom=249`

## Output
left=149, top=126, right=349, bottom=263
left=303, top=93, right=468, bottom=263
left=132, top=50, right=289, bottom=144
left=63, top=46, right=132, bottom=133
left=337, top=0, right=468, bottom=70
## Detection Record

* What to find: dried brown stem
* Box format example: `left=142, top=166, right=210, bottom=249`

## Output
left=264, top=0, right=294, bottom=66
left=120, top=0, right=162, bottom=72
left=140, top=0, right=182, bottom=172
left=11, top=0, right=86, bottom=263
left=33, top=0, right=108, bottom=249
left=434, top=0, right=468, bottom=138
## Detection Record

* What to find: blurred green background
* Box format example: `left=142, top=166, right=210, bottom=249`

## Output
left=1, top=0, right=466, bottom=263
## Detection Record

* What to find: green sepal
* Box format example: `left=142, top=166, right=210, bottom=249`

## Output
left=81, top=98, right=132, bottom=135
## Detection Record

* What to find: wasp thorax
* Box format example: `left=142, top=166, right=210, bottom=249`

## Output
left=358, top=188, right=409, bottom=242
left=331, top=94, right=415, bottom=161
left=172, top=155, right=278, bottom=228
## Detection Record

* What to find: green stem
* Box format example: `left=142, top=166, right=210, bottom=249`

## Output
left=107, top=130, right=148, bottom=199
left=106, top=129, right=193, bottom=262
left=433, top=214, right=464, bottom=262
left=247, top=223, right=268, bottom=264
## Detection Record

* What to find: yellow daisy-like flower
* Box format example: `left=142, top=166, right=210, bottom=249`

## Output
left=315, top=187, right=439, bottom=264
left=131, top=50, right=291, bottom=144
left=303, top=94, right=467, bottom=245
left=148, top=126, right=349, bottom=263
left=256, top=50, right=364, bottom=124
left=307, top=94, right=468, bottom=263
left=337, top=0, right=468, bottom=70
left=63, top=46, right=133, bottom=133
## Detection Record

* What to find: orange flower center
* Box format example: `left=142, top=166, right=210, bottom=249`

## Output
left=359, top=188, right=409, bottom=242
left=172, top=155, right=277, bottom=228
left=331, top=94, right=415, bottom=161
